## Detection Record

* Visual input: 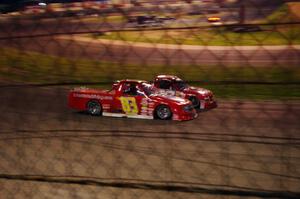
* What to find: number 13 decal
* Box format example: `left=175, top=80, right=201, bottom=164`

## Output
left=120, top=97, right=138, bottom=114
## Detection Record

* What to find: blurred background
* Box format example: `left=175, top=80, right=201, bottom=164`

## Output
left=0, top=0, right=299, bottom=198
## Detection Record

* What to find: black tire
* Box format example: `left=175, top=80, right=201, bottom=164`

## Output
left=155, top=105, right=172, bottom=120
left=86, top=100, right=102, bottom=116
left=189, top=96, right=200, bottom=108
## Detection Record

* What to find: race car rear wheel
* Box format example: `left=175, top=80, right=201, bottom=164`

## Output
left=155, top=105, right=172, bottom=120
left=189, top=96, right=200, bottom=108
left=87, top=100, right=102, bottom=116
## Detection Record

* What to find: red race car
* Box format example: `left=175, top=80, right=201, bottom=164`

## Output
left=68, top=79, right=197, bottom=121
left=153, top=75, right=217, bottom=109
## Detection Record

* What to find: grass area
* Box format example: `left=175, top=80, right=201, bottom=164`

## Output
left=266, top=2, right=300, bottom=23
left=266, top=3, right=292, bottom=23
left=71, top=15, right=126, bottom=23
left=98, top=26, right=300, bottom=46
left=0, top=47, right=299, bottom=100
left=92, top=3, right=300, bottom=46
left=288, top=2, right=300, bottom=20
left=203, top=84, right=300, bottom=100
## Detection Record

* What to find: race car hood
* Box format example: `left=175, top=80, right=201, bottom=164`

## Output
left=149, top=94, right=190, bottom=105
left=184, top=86, right=212, bottom=96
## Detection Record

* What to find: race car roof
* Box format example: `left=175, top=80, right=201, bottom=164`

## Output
left=155, top=75, right=182, bottom=81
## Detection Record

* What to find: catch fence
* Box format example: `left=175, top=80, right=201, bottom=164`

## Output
left=0, top=0, right=299, bottom=198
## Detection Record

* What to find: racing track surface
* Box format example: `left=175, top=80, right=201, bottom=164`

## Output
left=0, top=86, right=299, bottom=198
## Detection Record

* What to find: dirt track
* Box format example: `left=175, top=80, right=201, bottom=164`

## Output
left=0, top=86, right=299, bottom=198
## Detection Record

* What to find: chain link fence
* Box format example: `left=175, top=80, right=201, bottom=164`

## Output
left=0, top=0, right=300, bottom=198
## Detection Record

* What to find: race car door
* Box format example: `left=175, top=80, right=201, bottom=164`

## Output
left=112, top=82, right=144, bottom=115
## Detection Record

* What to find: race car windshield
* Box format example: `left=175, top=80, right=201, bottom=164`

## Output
left=141, top=83, right=155, bottom=96
left=174, top=80, right=188, bottom=90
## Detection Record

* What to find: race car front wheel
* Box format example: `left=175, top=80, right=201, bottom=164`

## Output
left=155, top=105, right=172, bottom=120
left=189, top=96, right=200, bottom=108
left=87, top=100, right=102, bottom=116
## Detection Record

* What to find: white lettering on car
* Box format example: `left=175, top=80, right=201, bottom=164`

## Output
left=73, top=93, right=113, bottom=100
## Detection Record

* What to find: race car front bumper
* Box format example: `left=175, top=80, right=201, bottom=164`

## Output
left=200, top=100, right=217, bottom=110
left=173, top=108, right=198, bottom=121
